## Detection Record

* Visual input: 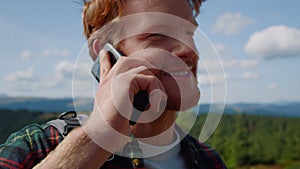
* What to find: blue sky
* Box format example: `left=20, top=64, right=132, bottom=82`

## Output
left=0, top=0, right=299, bottom=104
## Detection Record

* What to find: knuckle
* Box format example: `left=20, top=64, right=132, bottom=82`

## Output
left=148, top=75, right=157, bottom=81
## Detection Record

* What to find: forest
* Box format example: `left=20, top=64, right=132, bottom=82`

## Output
left=188, top=113, right=300, bottom=169
left=0, top=109, right=299, bottom=169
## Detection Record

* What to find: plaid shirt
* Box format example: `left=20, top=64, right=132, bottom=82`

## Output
left=0, top=124, right=227, bottom=169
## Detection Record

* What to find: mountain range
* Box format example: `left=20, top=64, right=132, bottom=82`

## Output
left=0, top=96, right=299, bottom=117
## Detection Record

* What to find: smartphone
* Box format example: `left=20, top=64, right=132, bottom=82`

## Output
left=90, top=43, right=149, bottom=125
left=91, top=43, right=123, bottom=83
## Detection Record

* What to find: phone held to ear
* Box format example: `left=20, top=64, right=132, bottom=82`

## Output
left=91, top=43, right=149, bottom=125
left=91, top=43, right=122, bottom=83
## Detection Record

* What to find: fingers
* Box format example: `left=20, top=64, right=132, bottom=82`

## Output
left=98, top=51, right=156, bottom=84
left=99, top=52, right=168, bottom=105
left=118, top=66, right=167, bottom=113
left=127, top=67, right=166, bottom=96
left=130, top=74, right=167, bottom=115
left=111, top=66, right=167, bottom=123
left=99, top=50, right=112, bottom=83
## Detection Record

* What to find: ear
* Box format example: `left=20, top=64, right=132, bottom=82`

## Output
left=92, top=39, right=103, bottom=61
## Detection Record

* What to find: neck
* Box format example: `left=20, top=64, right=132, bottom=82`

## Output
left=130, top=110, right=177, bottom=146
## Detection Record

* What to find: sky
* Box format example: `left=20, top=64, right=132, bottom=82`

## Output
left=0, top=0, right=299, bottom=104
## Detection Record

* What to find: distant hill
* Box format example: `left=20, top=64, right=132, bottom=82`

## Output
left=0, top=97, right=94, bottom=113
left=198, top=102, right=300, bottom=117
left=0, top=96, right=299, bottom=117
left=0, top=94, right=8, bottom=98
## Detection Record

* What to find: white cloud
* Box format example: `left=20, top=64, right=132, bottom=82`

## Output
left=4, top=67, right=38, bottom=92
left=198, top=73, right=227, bottom=86
left=21, top=50, right=34, bottom=59
left=54, top=60, right=91, bottom=80
left=268, top=83, right=278, bottom=91
left=5, top=67, right=36, bottom=82
left=20, top=48, right=71, bottom=60
left=214, top=43, right=230, bottom=56
left=222, top=59, right=239, bottom=69
left=240, top=59, right=260, bottom=69
left=51, top=60, right=95, bottom=97
left=245, top=25, right=300, bottom=59
left=199, top=58, right=259, bottom=71
left=242, top=71, right=261, bottom=80
left=55, top=61, right=76, bottom=80
left=213, top=13, right=256, bottom=35
left=213, top=43, right=260, bottom=69
left=47, top=60, right=93, bottom=88
left=199, top=59, right=225, bottom=73
left=214, top=43, right=236, bottom=61
left=4, top=60, right=94, bottom=97
left=41, top=48, right=71, bottom=57
left=4, top=60, right=95, bottom=97
left=73, top=62, right=92, bottom=80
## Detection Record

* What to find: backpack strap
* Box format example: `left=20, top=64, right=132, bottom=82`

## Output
left=47, top=111, right=88, bottom=137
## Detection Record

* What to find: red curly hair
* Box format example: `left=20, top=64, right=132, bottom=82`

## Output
left=82, top=0, right=205, bottom=39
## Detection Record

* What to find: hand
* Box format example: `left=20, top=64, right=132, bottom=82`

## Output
left=83, top=49, right=167, bottom=153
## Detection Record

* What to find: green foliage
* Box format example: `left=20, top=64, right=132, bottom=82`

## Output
left=284, top=161, right=300, bottom=169
left=188, top=113, right=300, bottom=169
left=0, top=109, right=58, bottom=143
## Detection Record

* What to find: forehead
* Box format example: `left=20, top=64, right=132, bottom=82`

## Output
left=122, top=0, right=196, bottom=25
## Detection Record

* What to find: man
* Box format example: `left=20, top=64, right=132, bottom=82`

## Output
left=0, top=0, right=227, bottom=168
